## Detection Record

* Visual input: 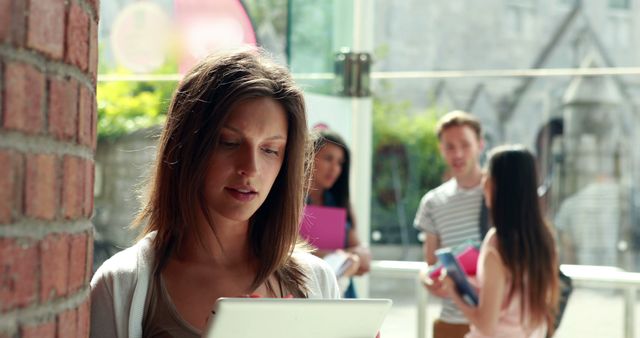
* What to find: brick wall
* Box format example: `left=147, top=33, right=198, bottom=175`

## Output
left=0, top=0, right=99, bottom=337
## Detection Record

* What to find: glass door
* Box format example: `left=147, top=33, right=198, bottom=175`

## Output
left=287, top=0, right=374, bottom=297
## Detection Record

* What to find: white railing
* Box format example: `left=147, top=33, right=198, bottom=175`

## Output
left=559, top=265, right=639, bottom=338
left=370, top=261, right=640, bottom=338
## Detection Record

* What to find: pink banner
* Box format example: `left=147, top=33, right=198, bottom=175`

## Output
left=174, top=0, right=257, bottom=73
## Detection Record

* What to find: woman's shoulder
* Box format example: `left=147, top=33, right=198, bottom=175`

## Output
left=91, top=232, right=156, bottom=287
left=291, top=251, right=340, bottom=299
left=480, top=228, right=506, bottom=269
left=292, top=250, right=332, bottom=275
left=480, top=229, right=502, bottom=259
left=90, top=232, right=156, bottom=338
left=483, top=228, right=498, bottom=247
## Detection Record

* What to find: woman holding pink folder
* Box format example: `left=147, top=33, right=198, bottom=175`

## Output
left=308, top=129, right=372, bottom=298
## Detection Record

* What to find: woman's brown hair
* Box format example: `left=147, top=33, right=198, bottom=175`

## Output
left=134, top=49, right=311, bottom=296
left=486, top=145, right=559, bottom=333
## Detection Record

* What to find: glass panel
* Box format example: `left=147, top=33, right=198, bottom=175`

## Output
left=287, top=0, right=355, bottom=94
left=370, top=1, right=640, bottom=277
left=370, top=73, right=639, bottom=264
left=607, top=15, right=631, bottom=47
left=609, top=0, right=631, bottom=9
left=508, top=0, right=535, bottom=3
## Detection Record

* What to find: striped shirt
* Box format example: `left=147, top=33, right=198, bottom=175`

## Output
left=414, top=178, right=483, bottom=324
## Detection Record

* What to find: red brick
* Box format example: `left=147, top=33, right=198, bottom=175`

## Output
left=65, top=5, right=89, bottom=71
left=83, top=160, right=94, bottom=218
left=0, top=61, right=2, bottom=124
left=21, top=321, right=55, bottom=338
left=0, top=239, right=38, bottom=312
left=87, top=0, right=100, bottom=20
left=40, top=233, right=69, bottom=302
left=0, top=0, right=26, bottom=46
left=24, top=154, right=58, bottom=220
left=27, top=0, right=65, bottom=59
left=68, top=232, right=87, bottom=292
left=85, top=230, right=94, bottom=283
left=11, top=0, right=27, bottom=46
left=77, top=86, right=92, bottom=147
left=3, top=62, right=45, bottom=134
left=0, top=0, right=10, bottom=42
left=5, top=152, right=25, bottom=221
left=0, top=151, right=15, bottom=223
left=88, top=19, right=98, bottom=81
left=56, top=308, right=76, bottom=338
left=76, top=297, right=90, bottom=338
left=49, top=77, right=78, bottom=141
left=91, top=98, right=97, bottom=150
left=13, top=153, right=24, bottom=217
left=62, top=156, right=83, bottom=219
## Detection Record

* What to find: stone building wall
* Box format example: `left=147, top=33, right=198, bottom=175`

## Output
left=93, top=128, right=159, bottom=268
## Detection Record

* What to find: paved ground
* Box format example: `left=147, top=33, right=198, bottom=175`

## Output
left=368, top=275, right=640, bottom=338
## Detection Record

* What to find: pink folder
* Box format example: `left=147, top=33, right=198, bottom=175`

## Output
left=299, top=205, right=347, bottom=250
left=429, top=245, right=479, bottom=279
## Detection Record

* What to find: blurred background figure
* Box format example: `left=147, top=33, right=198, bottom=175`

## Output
left=555, top=152, right=622, bottom=267
left=308, top=129, right=372, bottom=298
left=442, top=145, right=559, bottom=338
left=415, top=111, right=485, bottom=338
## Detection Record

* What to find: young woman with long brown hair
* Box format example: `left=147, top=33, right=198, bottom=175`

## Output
left=441, top=145, right=559, bottom=337
left=90, top=50, right=339, bottom=338
left=308, top=129, right=372, bottom=298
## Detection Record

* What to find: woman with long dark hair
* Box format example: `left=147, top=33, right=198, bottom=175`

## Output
left=90, top=50, right=339, bottom=338
left=441, top=145, right=559, bottom=337
left=307, top=129, right=371, bottom=298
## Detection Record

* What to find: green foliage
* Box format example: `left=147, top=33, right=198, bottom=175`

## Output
left=97, top=68, right=177, bottom=139
left=97, top=80, right=176, bottom=139
left=243, top=0, right=288, bottom=36
left=97, top=42, right=180, bottom=139
left=371, top=96, right=447, bottom=244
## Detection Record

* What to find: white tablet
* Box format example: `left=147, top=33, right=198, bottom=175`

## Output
left=203, top=298, right=392, bottom=338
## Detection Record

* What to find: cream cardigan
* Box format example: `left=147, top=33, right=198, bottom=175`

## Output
left=90, top=232, right=340, bottom=338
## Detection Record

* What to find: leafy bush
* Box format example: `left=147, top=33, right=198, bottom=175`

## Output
left=97, top=77, right=177, bottom=139
left=371, top=97, right=447, bottom=244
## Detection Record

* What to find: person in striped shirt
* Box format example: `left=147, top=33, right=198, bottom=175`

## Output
left=414, top=111, right=485, bottom=338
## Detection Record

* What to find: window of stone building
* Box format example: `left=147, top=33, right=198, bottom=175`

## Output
left=608, top=0, right=631, bottom=9
left=558, top=0, right=578, bottom=6
left=505, top=1, right=536, bottom=39
left=607, top=12, right=631, bottom=47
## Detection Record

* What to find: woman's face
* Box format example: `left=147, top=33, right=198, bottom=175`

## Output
left=313, top=143, right=345, bottom=191
left=204, top=97, right=288, bottom=224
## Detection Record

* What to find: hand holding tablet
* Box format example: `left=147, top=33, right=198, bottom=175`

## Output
left=435, top=247, right=479, bottom=306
